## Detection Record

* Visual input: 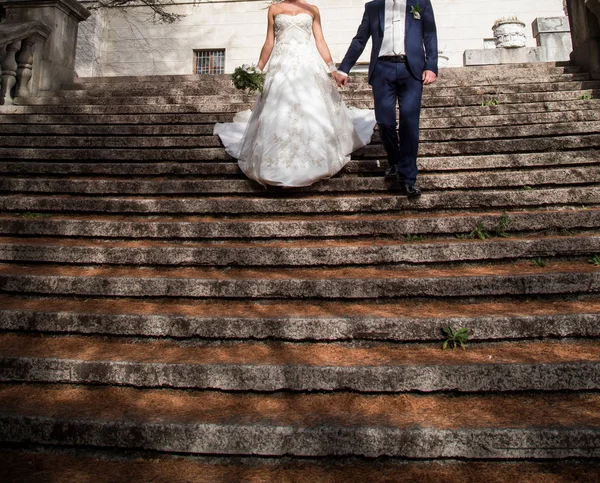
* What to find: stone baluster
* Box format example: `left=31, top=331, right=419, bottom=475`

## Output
left=0, top=41, right=20, bottom=105
left=15, top=37, right=35, bottom=98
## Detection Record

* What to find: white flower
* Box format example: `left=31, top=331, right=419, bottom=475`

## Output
left=414, top=12, right=421, bottom=20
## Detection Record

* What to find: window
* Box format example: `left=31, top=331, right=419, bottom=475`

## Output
left=194, top=50, right=225, bottom=75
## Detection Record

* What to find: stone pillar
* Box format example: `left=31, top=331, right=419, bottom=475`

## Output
left=566, top=0, right=600, bottom=78
left=0, top=0, right=90, bottom=91
left=532, top=17, right=573, bottom=61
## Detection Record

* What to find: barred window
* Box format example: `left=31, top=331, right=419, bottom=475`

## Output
left=194, top=50, right=225, bottom=75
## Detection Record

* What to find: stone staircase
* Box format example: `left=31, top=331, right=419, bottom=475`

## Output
left=0, top=62, right=600, bottom=481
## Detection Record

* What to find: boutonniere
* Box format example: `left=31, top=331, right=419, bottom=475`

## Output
left=410, top=4, right=423, bottom=20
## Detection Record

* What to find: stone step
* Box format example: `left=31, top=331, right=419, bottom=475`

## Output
left=58, top=72, right=589, bottom=94
left=1, top=334, right=599, bottom=392
left=3, top=99, right=599, bottom=123
left=0, top=260, right=598, bottom=299
left=22, top=78, right=596, bottom=104
left=2, top=167, right=598, bottom=194
left=1, top=208, right=596, bottom=239
left=2, top=187, right=597, bottom=214
left=1, top=384, right=599, bottom=458
left=8, top=89, right=600, bottom=111
left=3, top=98, right=599, bottom=117
left=1, top=151, right=598, bottom=176
left=2, top=134, right=599, bottom=160
left=1, top=234, right=597, bottom=267
left=2, top=450, right=600, bottom=483
left=2, top=119, right=599, bottom=141
left=2, top=293, right=599, bottom=341
left=66, top=63, right=578, bottom=86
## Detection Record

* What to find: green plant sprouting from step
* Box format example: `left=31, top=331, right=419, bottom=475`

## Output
left=442, top=326, right=469, bottom=350
left=589, top=255, right=600, bottom=266
left=531, top=257, right=547, bottom=268
left=482, top=98, right=500, bottom=107
left=493, top=213, right=511, bottom=237
left=580, top=92, right=593, bottom=101
left=456, top=214, right=512, bottom=240
left=403, top=234, right=425, bottom=242
left=522, top=185, right=534, bottom=191
left=469, top=222, right=492, bottom=240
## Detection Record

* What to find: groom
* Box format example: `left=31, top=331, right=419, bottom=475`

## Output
left=334, top=0, right=438, bottom=198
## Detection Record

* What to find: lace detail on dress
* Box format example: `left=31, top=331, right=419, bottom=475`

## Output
left=214, top=13, right=376, bottom=187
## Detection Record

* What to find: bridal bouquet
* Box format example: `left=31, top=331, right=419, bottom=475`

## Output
left=231, top=64, right=266, bottom=94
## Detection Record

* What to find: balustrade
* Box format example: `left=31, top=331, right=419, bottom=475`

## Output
left=0, top=0, right=90, bottom=106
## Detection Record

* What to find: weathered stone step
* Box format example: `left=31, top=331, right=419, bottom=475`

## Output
left=22, top=79, right=596, bottom=105
left=66, top=63, right=579, bottom=86
left=32, top=87, right=598, bottom=112
left=0, top=260, right=598, bottom=298
left=2, top=167, right=598, bottom=194
left=1, top=208, right=596, bottom=239
left=1, top=151, right=598, bottom=176
left=3, top=98, right=599, bottom=117
left=2, top=450, right=599, bottom=483
left=1, top=334, right=599, bottom=392
left=58, top=72, right=589, bottom=95
left=2, top=187, right=597, bottom=214
left=1, top=384, right=599, bottom=458
left=2, top=452, right=599, bottom=483
left=2, top=234, right=597, bottom=266
left=1, top=119, right=599, bottom=141
left=2, top=134, right=599, bottom=160
left=3, top=100, right=599, bottom=125
left=2, top=293, right=599, bottom=341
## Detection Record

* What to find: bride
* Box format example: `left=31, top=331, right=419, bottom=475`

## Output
left=214, top=0, right=376, bottom=187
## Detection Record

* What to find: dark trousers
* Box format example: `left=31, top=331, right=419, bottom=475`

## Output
left=371, top=60, right=423, bottom=185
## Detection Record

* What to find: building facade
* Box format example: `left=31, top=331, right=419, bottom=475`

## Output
left=76, top=0, right=567, bottom=77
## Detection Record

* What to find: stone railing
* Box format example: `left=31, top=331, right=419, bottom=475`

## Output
left=566, top=0, right=600, bottom=77
left=0, top=0, right=90, bottom=105
left=0, top=20, right=50, bottom=104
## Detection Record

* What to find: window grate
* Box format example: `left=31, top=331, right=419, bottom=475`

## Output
left=194, top=50, right=225, bottom=75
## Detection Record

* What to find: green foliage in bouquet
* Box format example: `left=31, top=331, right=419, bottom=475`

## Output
left=232, top=64, right=266, bottom=94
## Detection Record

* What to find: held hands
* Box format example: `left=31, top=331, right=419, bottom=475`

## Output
left=332, top=71, right=349, bottom=87
left=422, top=70, right=437, bottom=85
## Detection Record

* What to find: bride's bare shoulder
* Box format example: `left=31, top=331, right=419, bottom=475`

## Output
left=306, top=4, right=320, bottom=17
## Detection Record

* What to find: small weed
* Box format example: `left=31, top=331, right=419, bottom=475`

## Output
left=470, top=222, right=492, bottom=240
left=531, top=257, right=547, bottom=268
left=455, top=233, right=471, bottom=239
left=20, top=212, right=51, bottom=219
left=442, top=326, right=469, bottom=350
left=580, top=92, right=593, bottom=100
left=522, top=186, right=533, bottom=191
left=482, top=98, right=500, bottom=107
left=557, top=228, right=575, bottom=236
left=589, top=255, right=600, bottom=266
left=493, top=213, right=511, bottom=237
left=403, top=234, right=425, bottom=242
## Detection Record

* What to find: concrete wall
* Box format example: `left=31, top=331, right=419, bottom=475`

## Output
left=76, top=0, right=568, bottom=77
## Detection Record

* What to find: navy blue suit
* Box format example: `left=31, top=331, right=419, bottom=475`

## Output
left=339, top=0, right=438, bottom=184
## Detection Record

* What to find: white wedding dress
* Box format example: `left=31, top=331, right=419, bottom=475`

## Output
left=214, top=13, right=376, bottom=187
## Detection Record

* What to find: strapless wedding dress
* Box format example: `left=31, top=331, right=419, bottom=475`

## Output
left=214, top=13, right=376, bottom=187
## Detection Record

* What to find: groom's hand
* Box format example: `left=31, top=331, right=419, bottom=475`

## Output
left=422, top=70, right=437, bottom=85
left=333, top=71, right=349, bottom=87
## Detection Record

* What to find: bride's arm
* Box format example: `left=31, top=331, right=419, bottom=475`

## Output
left=257, top=6, right=276, bottom=71
left=312, top=8, right=336, bottom=71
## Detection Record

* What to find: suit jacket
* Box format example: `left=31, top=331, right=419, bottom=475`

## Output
left=338, top=0, right=438, bottom=83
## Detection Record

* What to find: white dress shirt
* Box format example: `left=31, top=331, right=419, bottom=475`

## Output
left=337, top=0, right=407, bottom=76
left=380, top=0, right=407, bottom=56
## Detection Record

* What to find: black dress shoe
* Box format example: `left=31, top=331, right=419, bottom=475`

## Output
left=398, top=183, right=422, bottom=199
left=384, top=165, right=399, bottom=179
